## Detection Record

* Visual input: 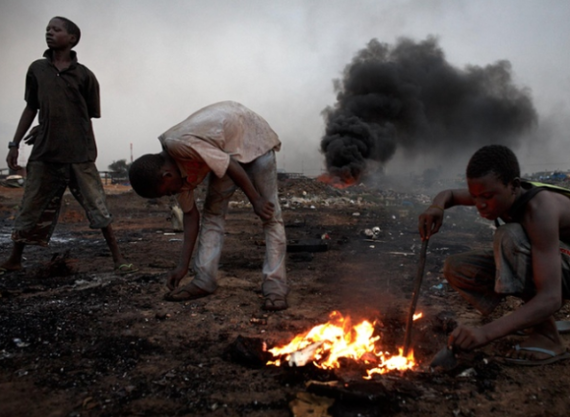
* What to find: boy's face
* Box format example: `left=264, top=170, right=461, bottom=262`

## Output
left=46, top=18, right=75, bottom=50
left=467, top=172, right=517, bottom=220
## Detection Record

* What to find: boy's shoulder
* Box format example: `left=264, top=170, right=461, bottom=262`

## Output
left=508, top=180, right=570, bottom=221
left=27, top=55, right=97, bottom=79
left=523, top=180, right=570, bottom=198
left=29, top=56, right=51, bottom=69
left=29, top=50, right=56, bottom=68
left=74, top=61, right=97, bottom=77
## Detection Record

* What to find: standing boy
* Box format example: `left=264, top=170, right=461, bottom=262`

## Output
left=1, top=17, right=135, bottom=275
left=128, top=101, right=288, bottom=311
left=419, top=145, right=570, bottom=365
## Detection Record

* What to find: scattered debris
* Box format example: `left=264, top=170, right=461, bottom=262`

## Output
left=225, top=336, right=272, bottom=369
left=170, top=205, right=184, bottom=231
left=250, top=316, right=268, bottom=325
left=1, top=175, right=25, bottom=188
left=288, top=341, right=324, bottom=367
left=2, top=176, right=569, bottom=417
left=33, top=250, right=77, bottom=279
left=289, top=252, right=314, bottom=262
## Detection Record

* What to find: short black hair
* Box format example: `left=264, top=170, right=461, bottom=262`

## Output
left=53, top=16, right=81, bottom=47
left=128, top=153, right=166, bottom=198
left=466, top=145, right=520, bottom=186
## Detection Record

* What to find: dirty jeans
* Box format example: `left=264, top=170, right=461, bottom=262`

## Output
left=12, top=161, right=113, bottom=246
left=443, top=223, right=570, bottom=315
left=191, top=150, right=288, bottom=297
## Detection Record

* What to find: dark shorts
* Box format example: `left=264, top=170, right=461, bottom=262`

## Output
left=12, top=161, right=113, bottom=246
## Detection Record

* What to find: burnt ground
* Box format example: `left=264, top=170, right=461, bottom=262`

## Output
left=1, top=177, right=570, bottom=417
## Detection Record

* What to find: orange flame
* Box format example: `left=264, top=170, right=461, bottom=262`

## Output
left=266, top=311, right=418, bottom=376
left=317, top=173, right=357, bottom=189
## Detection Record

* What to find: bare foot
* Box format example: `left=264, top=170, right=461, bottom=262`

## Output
left=114, top=263, right=138, bottom=275
left=2, top=242, right=26, bottom=273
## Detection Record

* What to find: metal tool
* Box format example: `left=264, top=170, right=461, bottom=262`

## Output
left=402, top=238, right=429, bottom=357
left=429, top=345, right=458, bottom=370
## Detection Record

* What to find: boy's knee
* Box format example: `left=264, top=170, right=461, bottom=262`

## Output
left=442, top=254, right=461, bottom=282
left=442, top=253, right=480, bottom=289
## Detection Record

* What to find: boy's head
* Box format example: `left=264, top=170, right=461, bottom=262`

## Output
left=466, top=145, right=520, bottom=185
left=47, top=17, right=81, bottom=49
left=129, top=153, right=183, bottom=199
left=466, top=145, right=521, bottom=220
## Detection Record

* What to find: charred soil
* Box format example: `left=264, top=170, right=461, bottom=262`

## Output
left=1, top=178, right=570, bottom=417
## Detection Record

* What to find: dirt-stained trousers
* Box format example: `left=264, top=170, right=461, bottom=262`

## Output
left=191, top=150, right=288, bottom=297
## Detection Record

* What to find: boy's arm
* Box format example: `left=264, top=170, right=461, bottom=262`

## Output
left=6, top=106, right=37, bottom=171
left=419, top=189, right=475, bottom=239
left=225, top=157, right=274, bottom=221
left=451, top=195, right=564, bottom=350
left=166, top=204, right=200, bottom=290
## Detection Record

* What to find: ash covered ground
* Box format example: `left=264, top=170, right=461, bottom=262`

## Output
left=1, top=176, right=570, bottom=417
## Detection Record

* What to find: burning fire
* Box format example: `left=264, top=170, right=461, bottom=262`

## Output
left=317, top=173, right=357, bottom=189
left=266, top=311, right=419, bottom=377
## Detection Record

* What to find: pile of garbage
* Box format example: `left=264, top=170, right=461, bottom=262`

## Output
left=191, top=176, right=435, bottom=212
left=277, top=177, right=433, bottom=210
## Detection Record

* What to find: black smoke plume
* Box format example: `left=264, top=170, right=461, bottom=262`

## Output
left=321, top=37, right=537, bottom=183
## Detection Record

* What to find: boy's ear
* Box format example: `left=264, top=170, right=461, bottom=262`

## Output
left=68, top=34, right=77, bottom=47
left=511, top=177, right=521, bottom=193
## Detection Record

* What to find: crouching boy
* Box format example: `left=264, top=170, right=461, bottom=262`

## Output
left=419, top=144, right=570, bottom=365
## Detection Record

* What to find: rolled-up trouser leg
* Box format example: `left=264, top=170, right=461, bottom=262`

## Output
left=191, top=173, right=235, bottom=293
left=69, top=162, right=113, bottom=229
left=12, top=162, right=68, bottom=246
left=443, top=248, right=500, bottom=315
left=243, top=150, right=288, bottom=297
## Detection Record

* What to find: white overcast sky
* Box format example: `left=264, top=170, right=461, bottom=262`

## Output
left=1, top=0, right=569, bottom=178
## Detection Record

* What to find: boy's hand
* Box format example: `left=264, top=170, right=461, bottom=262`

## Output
left=252, top=196, right=274, bottom=221
left=418, top=206, right=444, bottom=240
left=166, top=267, right=188, bottom=290
left=6, top=148, right=22, bottom=171
left=449, top=324, right=489, bottom=351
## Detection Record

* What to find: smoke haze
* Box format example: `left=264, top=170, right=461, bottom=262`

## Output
left=321, top=37, right=537, bottom=182
left=1, top=1, right=569, bottom=179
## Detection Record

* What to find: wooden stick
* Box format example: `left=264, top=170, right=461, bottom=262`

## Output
left=402, top=239, right=429, bottom=356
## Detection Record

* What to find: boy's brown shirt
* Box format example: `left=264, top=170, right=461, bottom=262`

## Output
left=25, top=49, right=100, bottom=163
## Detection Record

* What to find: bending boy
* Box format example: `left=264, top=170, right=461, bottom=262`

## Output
left=419, top=145, right=570, bottom=365
left=128, top=101, right=288, bottom=311
left=2, top=17, right=133, bottom=275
